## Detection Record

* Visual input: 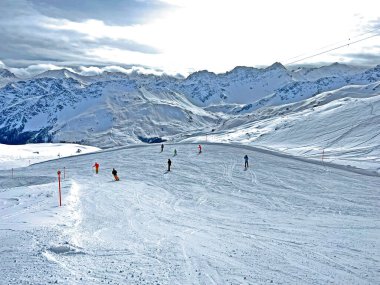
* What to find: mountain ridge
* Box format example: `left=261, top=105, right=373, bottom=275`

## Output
left=0, top=62, right=379, bottom=151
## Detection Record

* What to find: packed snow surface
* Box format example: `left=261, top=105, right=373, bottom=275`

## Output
left=0, top=143, right=100, bottom=170
left=0, top=143, right=379, bottom=284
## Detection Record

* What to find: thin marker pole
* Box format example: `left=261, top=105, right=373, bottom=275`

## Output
left=57, top=170, right=62, bottom=207
left=322, top=149, right=325, bottom=164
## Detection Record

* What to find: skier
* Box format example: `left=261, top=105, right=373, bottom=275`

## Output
left=167, top=159, right=172, bottom=171
left=112, top=168, right=119, bottom=181
left=198, top=144, right=202, bottom=154
left=244, top=155, right=249, bottom=169
left=173, top=149, right=177, bottom=156
left=93, top=162, right=100, bottom=174
left=161, top=143, right=164, bottom=152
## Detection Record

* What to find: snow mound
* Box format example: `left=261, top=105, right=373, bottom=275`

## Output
left=48, top=244, right=84, bottom=255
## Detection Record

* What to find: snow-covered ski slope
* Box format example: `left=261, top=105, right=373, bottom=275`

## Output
left=0, top=143, right=100, bottom=170
left=186, top=83, right=380, bottom=173
left=1, top=143, right=379, bottom=284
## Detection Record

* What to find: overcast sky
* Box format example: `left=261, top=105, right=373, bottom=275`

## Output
left=0, top=0, right=379, bottom=76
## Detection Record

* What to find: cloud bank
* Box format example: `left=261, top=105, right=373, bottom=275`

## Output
left=0, top=0, right=166, bottom=68
left=8, top=63, right=183, bottom=79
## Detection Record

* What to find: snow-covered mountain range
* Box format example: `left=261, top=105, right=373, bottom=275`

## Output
left=0, top=62, right=379, bottom=170
left=0, top=68, right=18, bottom=87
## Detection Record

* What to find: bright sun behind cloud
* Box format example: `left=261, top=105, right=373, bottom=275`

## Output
left=85, top=0, right=380, bottom=73
left=1, top=0, right=379, bottom=74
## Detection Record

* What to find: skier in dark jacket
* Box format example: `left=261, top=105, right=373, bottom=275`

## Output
left=244, top=155, right=249, bottom=169
left=167, top=159, right=172, bottom=171
left=161, top=144, right=164, bottom=152
left=112, top=168, right=119, bottom=181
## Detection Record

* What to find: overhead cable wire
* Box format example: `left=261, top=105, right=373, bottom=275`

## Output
left=284, top=29, right=380, bottom=65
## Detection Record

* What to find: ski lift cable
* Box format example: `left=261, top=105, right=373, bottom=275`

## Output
left=285, top=28, right=380, bottom=62
left=285, top=32, right=380, bottom=65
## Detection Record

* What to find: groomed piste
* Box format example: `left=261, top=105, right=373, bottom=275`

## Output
left=0, top=143, right=379, bottom=284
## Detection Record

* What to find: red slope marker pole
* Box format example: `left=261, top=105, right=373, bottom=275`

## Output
left=57, top=170, right=62, bottom=207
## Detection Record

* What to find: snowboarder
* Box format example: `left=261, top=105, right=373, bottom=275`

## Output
left=198, top=144, right=202, bottom=154
left=173, top=149, right=177, bottom=156
left=161, top=143, right=164, bottom=152
left=167, top=159, right=172, bottom=171
left=112, top=168, right=119, bottom=181
left=244, top=155, right=249, bottom=169
left=93, top=162, right=100, bottom=174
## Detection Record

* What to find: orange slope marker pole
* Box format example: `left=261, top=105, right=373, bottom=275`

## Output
left=57, top=170, right=62, bottom=207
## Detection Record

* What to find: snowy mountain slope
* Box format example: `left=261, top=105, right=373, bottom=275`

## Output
left=54, top=84, right=220, bottom=148
left=0, top=78, right=219, bottom=147
left=188, top=82, right=380, bottom=172
left=0, top=68, right=18, bottom=88
left=291, top=62, right=367, bottom=81
left=0, top=143, right=379, bottom=284
left=0, top=77, right=88, bottom=143
left=178, top=62, right=294, bottom=106
left=33, top=69, right=133, bottom=85
left=234, top=65, right=380, bottom=113
left=34, top=68, right=92, bottom=85
left=173, top=63, right=379, bottom=108
left=1, top=63, right=379, bottom=150
left=0, top=69, right=16, bottom=79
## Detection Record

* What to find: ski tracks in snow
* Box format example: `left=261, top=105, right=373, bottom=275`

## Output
left=1, top=143, right=379, bottom=284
